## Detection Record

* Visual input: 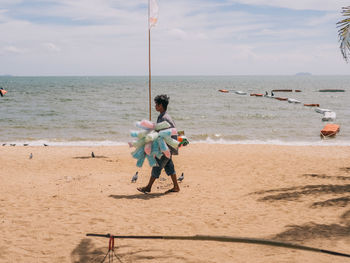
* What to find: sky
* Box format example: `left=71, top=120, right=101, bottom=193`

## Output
left=0, top=0, right=349, bottom=76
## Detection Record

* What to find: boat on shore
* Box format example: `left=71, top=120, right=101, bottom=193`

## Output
left=235, top=91, right=247, bottom=95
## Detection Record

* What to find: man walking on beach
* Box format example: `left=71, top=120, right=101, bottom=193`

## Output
left=137, top=94, right=180, bottom=194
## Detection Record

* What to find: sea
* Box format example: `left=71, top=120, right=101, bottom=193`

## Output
left=0, top=75, right=349, bottom=146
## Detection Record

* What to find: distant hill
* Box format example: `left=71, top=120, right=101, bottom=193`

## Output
left=295, top=72, right=312, bottom=76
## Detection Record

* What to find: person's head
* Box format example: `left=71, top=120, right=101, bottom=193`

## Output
left=154, top=94, right=169, bottom=112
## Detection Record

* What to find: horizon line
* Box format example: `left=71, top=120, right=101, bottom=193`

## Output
left=1, top=74, right=350, bottom=77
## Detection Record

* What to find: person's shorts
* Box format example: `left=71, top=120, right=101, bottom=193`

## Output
left=151, top=155, right=176, bottom=178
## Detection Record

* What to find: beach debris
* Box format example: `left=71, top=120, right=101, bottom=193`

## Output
left=131, top=171, right=138, bottom=183
left=29, top=153, right=33, bottom=159
left=43, top=144, right=48, bottom=146
left=2, top=143, right=6, bottom=146
left=178, top=172, right=184, bottom=182
left=23, top=144, right=29, bottom=146
left=91, top=152, right=95, bottom=158
left=10, top=144, right=16, bottom=146
left=129, top=120, right=180, bottom=168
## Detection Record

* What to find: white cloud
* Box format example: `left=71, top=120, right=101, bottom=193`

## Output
left=0, top=0, right=348, bottom=75
left=229, top=0, right=349, bottom=11
left=42, top=42, right=61, bottom=52
left=2, top=45, right=25, bottom=54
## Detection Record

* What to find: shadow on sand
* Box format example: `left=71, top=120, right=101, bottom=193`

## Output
left=109, top=192, right=168, bottom=200
left=251, top=170, right=350, bottom=243
left=71, top=238, right=186, bottom=263
left=71, top=238, right=106, bottom=263
left=73, top=156, right=107, bottom=159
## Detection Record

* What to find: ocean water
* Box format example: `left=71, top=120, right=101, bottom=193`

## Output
left=0, top=75, right=349, bottom=146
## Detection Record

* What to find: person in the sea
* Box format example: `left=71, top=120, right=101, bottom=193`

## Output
left=137, top=94, right=180, bottom=194
left=271, top=91, right=274, bottom=96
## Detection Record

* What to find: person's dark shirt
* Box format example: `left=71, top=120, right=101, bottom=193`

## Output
left=157, top=111, right=178, bottom=155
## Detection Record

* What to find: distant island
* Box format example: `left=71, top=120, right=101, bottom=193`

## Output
left=295, top=72, right=312, bottom=76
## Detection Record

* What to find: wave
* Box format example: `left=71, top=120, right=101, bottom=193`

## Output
left=192, top=137, right=350, bottom=146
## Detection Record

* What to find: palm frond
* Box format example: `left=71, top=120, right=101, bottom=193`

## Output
left=337, top=6, right=350, bottom=62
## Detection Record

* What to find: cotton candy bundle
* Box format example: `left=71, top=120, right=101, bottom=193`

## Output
left=130, top=120, right=179, bottom=167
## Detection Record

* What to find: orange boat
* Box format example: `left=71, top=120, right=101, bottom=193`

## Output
left=304, top=104, right=320, bottom=107
left=320, top=124, right=340, bottom=137
left=250, top=93, right=263, bottom=97
left=218, top=89, right=229, bottom=93
left=275, top=97, right=288, bottom=101
left=295, top=90, right=302, bottom=92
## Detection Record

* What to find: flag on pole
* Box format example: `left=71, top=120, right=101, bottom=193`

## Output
left=149, top=0, right=159, bottom=29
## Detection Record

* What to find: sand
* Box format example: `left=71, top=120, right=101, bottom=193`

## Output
left=1, top=144, right=350, bottom=263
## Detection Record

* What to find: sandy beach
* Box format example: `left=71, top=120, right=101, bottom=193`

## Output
left=1, top=144, right=350, bottom=262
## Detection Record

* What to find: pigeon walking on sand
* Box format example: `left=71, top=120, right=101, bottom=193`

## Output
left=131, top=171, right=138, bottom=183
left=178, top=172, right=184, bottom=182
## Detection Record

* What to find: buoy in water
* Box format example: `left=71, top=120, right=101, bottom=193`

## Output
left=218, top=89, right=229, bottom=93
left=320, top=124, right=340, bottom=138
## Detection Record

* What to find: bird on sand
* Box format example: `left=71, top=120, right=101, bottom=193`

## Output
left=91, top=152, right=95, bottom=158
left=29, top=153, right=33, bottom=159
left=178, top=172, right=184, bottom=182
left=131, top=171, right=138, bottom=183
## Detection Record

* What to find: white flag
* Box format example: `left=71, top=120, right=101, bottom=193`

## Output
left=149, top=0, right=159, bottom=28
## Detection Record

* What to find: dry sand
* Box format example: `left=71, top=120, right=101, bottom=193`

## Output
left=1, top=144, right=350, bottom=262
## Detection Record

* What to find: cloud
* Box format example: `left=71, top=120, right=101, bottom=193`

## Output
left=0, top=0, right=348, bottom=75
left=228, top=0, right=349, bottom=11
left=42, top=42, right=61, bottom=52
left=1, top=45, right=25, bottom=54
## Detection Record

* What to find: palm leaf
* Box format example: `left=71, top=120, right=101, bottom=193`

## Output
left=337, top=6, right=350, bottom=62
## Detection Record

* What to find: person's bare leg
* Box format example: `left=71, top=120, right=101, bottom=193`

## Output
left=167, top=174, right=180, bottom=192
left=137, top=176, right=156, bottom=193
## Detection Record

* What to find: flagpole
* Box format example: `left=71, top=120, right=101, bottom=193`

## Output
left=148, top=0, right=152, bottom=121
